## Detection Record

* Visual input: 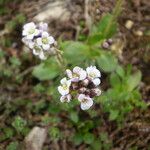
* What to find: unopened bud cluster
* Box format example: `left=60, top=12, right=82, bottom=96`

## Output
left=58, top=66, right=101, bottom=110
left=22, top=22, right=55, bottom=60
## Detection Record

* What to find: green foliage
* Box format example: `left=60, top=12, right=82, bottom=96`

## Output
left=98, top=66, right=146, bottom=124
left=9, top=57, right=21, bottom=67
left=6, top=142, right=19, bottom=150
left=12, top=116, right=27, bottom=134
left=32, top=58, right=61, bottom=80
left=69, top=111, right=79, bottom=123
left=97, top=52, right=118, bottom=72
left=91, top=13, right=117, bottom=40
left=48, top=127, right=61, bottom=141
left=83, top=133, right=95, bottom=144
left=0, top=1, right=147, bottom=149
left=72, top=133, right=83, bottom=145
left=60, top=41, right=90, bottom=65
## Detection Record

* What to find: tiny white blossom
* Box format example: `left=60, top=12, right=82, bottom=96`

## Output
left=66, top=66, right=87, bottom=82
left=58, top=78, right=71, bottom=96
left=78, top=94, right=93, bottom=110
left=36, top=32, right=55, bottom=50
left=22, top=22, right=39, bottom=40
left=86, top=66, right=101, bottom=86
left=93, top=78, right=101, bottom=86
left=32, top=45, right=46, bottom=60
left=60, top=94, right=71, bottom=103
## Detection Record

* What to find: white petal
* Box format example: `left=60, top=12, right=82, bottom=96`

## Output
left=36, top=38, right=42, bottom=46
left=26, top=34, right=34, bottom=40
left=58, top=86, right=69, bottom=96
left=60, top=78, right=67, bottom=85
left=81, top=98, right=93, bottom=110
left=39, top=22, right=48, bottom=31
left=78, top=94, right=85, bottom=102
left=86, top=66, right=92, bottom=74
left=66, top=69, right=72, bottom=79
left=33, top=49, right=40, bottom=55
left=39, top=51, right=46, bottom=60
left=42, top=31, right=49, bottom=37
left=60, top=94, right=71, bottom=103
left=48, top=36, right=55, bottom=44
left=22, top=30, right=27, bottom=36
left=93, top=78, right=101, bottom=86
left=79, top=70, right=87, bottom=80
left=73, top=66, right=82, bottom=74
left=95, top=69, right=101, bottom=78
left=71, top=77, right=79, bottom=82
left=66, top=80, right=71, bottom=87
left=28, top=41, right=34, bottom=49
left=34, top=29, right=40, bottom=36
left=23, top=22, right=35, bottom=29
left=42, top=44, right=50, bottom=50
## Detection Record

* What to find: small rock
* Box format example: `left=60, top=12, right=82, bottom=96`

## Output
left=125, top=20, right=134, bottom=29
left=133, top=30, right=143, bottom=36
left=25, top=127, right=47, bottom=150
left=34, top=1, right=70, bottom=22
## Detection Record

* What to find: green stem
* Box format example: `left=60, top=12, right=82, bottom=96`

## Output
left=55, top=48, right=67, bottom=71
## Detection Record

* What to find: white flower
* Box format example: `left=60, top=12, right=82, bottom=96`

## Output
left=32, top=45, right=46, bottom=60
left=22, top=22, right=39, bottom=40
left=78, top=94, right=93, bottom=110
left=38, top=22, right=48, bottom=31
left=36, top=32, right=55, bottom=50
left=86, top=66, right=101, bottom=86
left=60, top=94, right=71, bottom=103
left=22, top=37, right=34, bottom=49
left=58, top=78, right=71, bottom=96
left=66, top=66, right=87, bottom=82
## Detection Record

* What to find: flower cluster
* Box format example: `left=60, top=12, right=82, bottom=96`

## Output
left=58, top=66, right=101, bottom=110
left=22, top=22, right=55, bottom=60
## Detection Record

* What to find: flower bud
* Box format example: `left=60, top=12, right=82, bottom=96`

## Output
left=92, top=88, right=101, bottom=96
left=78, top=87, right=87, bottom=94
left=82, top=79, right=89, bottom=86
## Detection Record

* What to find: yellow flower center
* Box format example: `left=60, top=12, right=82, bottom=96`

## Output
left=28, top=29, right=35, bottom=34
left=62, top=84, right=68, bottom=90
left=89, top=72, right=96, bottom=78
left=42, top=38, right=48, bottom=44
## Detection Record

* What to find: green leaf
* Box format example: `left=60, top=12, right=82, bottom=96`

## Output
left=97, top=53, right=118, bottom=72
left=32, top=59, right=60, bottom=80
left=91, top=140, right=102, bottom=150
left=126, top=71, right=142, bottom=91
left=3, top=127, right=14, bottom=139
left=48, top=127, right=61, bottom=141
left=93, top=13, right=117, bottom=38
left=110, top=72, right=121, bottom=88
left=6, top=142, right=19, bottom=150
left=70, top=111, right=79, bottom=123
left=87, top=33, right=103, bottom=45
left=109, top=110, right=119, bottom=120
left=12, top=116, right=27, bottom=133
left=72, top=133, right=83, bottom=145
left=9, top=57, right=21, bottom=67
left=61, top=41, right=90, bottom=64
left=116, top=65, right=125, bottom=79
left=83, top=133, right=94, bottom=144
